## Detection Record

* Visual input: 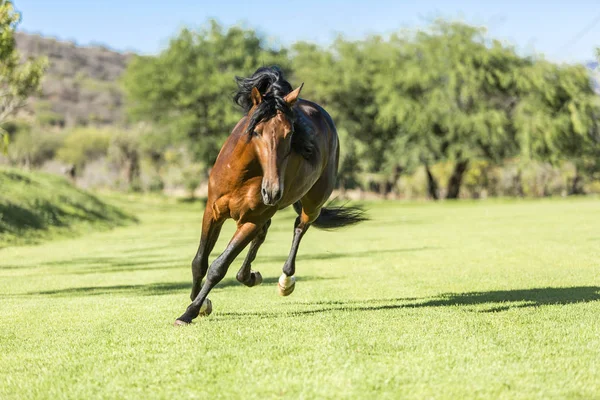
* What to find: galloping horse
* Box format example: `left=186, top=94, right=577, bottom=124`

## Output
left=175, top=66, right=366, bottom=325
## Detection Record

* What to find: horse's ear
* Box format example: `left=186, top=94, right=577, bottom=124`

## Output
left=251, top=87, right=262, bottom=107
left=284, top=83, right=304, bottom=106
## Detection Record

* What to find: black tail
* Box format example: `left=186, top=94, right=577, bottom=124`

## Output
left=293, top=201, right=368, bottom=231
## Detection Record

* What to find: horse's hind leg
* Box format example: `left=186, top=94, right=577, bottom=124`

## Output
left=278, top=203, right=314, bottom=296
left=236, top=219, right=271, bottom=287
left=279, top=162, right=337, bottom=296
left=190, top=206, right=224, bottom=301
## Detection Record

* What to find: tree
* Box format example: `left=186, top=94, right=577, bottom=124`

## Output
left=0, top=0, right=47, bottom=152
left=122, top=20, right=290, bottom=167
left=514, top=60, right=600, bottom=194
left=375, top=21, right=526, bottom=199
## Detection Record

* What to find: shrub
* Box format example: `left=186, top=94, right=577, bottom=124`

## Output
left=56, top=127, right=112, bottom=170
left=7, top=126, right=65, bottom=167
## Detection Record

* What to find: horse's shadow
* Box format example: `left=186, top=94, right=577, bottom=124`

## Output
left=23, top=283, right=600, bottom=319
left=23, top=275, right=331, bottom=297
left=216, top=286, right=600, bottom=319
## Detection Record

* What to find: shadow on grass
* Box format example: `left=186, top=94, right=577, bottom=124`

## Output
left=23, top=246, right=434, bottom=276
left=217, top=286, right=600, bottom=319
left=25, top=275, right=332, bottom=297
left=246, top=246, right=435, bottom=264
left=41, top=257, right=186, bottom=275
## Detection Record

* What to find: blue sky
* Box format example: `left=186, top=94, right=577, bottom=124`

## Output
left=16, top=0, right=600, bottom=63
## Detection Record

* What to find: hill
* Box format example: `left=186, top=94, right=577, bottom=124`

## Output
left=15, top=32, right=132, bottom=127
left=0, top=167, right=136, bottom=247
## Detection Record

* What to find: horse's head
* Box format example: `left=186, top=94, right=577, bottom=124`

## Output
left=246, top=84, right=303, bottom=206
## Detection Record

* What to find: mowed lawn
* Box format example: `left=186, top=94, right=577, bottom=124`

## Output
left=1, top=196, right=599, bottom=399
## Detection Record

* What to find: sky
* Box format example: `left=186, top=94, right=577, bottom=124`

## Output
left=15, top=0, right=600, bottom=64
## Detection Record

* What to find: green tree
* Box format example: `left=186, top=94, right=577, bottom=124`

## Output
left=122, top=20, right=290, bottom=167
left=0, top=0, right=47, bottom=152
left=515, top=60, right=600, bottom=194
left=375, top=21, right=526, bottom=199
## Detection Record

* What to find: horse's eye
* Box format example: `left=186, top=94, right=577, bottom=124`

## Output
left=251, top=130, right=260, bottom=137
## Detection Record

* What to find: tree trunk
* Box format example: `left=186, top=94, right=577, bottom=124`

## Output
left=513, top=169, right=524, bottom=197
left=384, top=165, right=403, bottom=198
left=569, top=169, right=585, bottom=195
left=446, top=160, right=469, bottom=199
left=424, top=164, right=439, bottom=200
left=379, top=180, right=387, bottom=197
left=125, top=151, right=140, bottom=190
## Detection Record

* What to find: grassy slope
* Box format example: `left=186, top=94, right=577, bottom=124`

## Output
left=0, top=196, right=599, bottom=399
left=0, top=168, right=135, bottom=247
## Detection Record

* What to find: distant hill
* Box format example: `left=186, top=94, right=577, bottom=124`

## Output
left=15, top=32, right=132, bottom=127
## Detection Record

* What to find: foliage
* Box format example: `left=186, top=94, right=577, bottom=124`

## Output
left=56, top=127, right=112, bottom=169
left=0, top=1, right=47, bottom=152
left=107, top=127, right=143, bottom=190
left=6, top=123, right=64, bottom=167
left=292, top=21, right=599, bottom=198
left=122, top=20, right=290, bottom=165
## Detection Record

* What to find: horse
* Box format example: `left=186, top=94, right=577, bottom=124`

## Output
left=175, top=66, right=367, bottom=325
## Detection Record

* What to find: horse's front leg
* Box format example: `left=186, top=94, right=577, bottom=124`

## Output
left=278, top=206, right=314, bottom=296
left=190, top=205, right=224, bottom=301
left=236, top=219, right=271, bottom=287
left=175, top=220, right=264, bottom=325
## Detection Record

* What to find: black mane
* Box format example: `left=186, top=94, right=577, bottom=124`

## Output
left=234, top=66, right=316, bottom=161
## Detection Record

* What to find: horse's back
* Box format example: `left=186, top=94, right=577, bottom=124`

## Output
left=296, top=100, right=338, bottom=146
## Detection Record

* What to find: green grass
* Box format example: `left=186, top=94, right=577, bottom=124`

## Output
left=1, top=195, right=599, bottom=399
left=0, top=167, right=135, bottom=247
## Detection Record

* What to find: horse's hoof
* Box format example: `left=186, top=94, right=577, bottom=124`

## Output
left=199, top=298, right=213, bottom=317
left=252, top=270, right=263, bottom=286
left=278, top=274, right=295, bottom=296
left=174, top=319, right=190, bottom=327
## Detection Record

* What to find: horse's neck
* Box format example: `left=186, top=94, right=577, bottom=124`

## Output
left=229, top=135, right=260, bottom=177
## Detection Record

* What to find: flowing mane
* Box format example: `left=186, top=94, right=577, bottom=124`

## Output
left=234, top=66, right=316, bottom=161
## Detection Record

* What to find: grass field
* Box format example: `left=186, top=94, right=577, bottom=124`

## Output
left=1, top=195, right=599, bottom=399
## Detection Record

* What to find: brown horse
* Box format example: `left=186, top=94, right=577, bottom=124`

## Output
left=175, top=66, right=366, bottom=325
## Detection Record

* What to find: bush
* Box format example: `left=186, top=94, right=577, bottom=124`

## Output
left=56, top=127, right=112, bottom=170
left=7, top=126, right=65, bottom=167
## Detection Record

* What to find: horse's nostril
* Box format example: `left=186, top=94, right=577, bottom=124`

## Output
left=261, top=188, right=267, bottom=197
